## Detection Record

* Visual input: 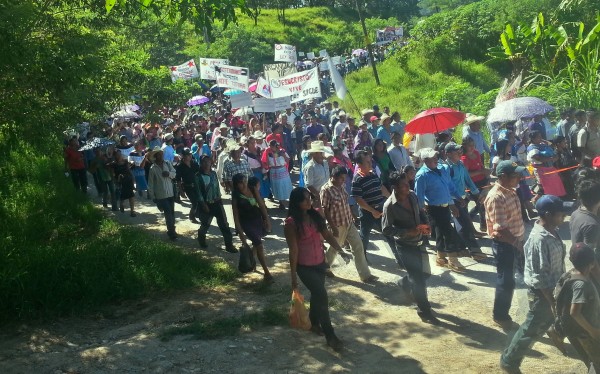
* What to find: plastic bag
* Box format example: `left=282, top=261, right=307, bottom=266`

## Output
left=238, top=244, right=256, bottom=273
left=289, top=290, right=311, bottom=330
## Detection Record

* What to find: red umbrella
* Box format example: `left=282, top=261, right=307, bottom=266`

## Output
left=405, top=107, right=466, bottom=134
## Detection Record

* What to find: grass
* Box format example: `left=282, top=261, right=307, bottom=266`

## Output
left=0, top=135, right=238, bottom=322
left=160, top=306, right=288, bottom=340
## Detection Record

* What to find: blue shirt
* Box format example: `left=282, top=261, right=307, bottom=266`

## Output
left=376, top=126, right=392, bottom=144
left=367, top=125, right=378, bottom=139
left=462, top=127, right=490, bottom=155
left=440, top=160, right=480, bottom=198
left=415, top=164, right=462, bottom=208
left=191, top=143, right=211, bottom=163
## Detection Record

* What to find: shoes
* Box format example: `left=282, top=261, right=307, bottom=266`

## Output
left=546, top=326, right=567, bottom=355
left=435, top=257, right=448, bottom=267
left=224, top=245, right=238, bottom=253
left=418, top=311, right=441, bottom=325
left=494, top=318, right=516, bottom=331
left=325, top=270, right=336, bottom=278
left=326, top=334, right=344, bottom=352
left=499, top=358, right=522, bottom=374
left=190, top=217, right=199, bottom=224
left=130, top=212, right=137, bottom=217
left=447, top=257, right=466, bottom=272
left=263, top=274, right=275, bottom=284
left=362, top=275, right=379, bottom=283
left=310, top=325, right=324, bottom=336
left=470, top=252, right=488, bottom=261
left=197, top=237, right=208, bottom=249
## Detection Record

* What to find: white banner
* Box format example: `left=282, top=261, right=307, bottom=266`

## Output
left=253, top=97, right=291, bottom=113
left=318, top=61, right=329, bottom=71
left=319, top=49, right=328, bottom=57
left=327, top=57, right=347, bottom=100
left=255, top=77, right=272, bottom=98
left=332, top=56, right=342, bottom=65
left=306, top=52, right=315, bottom=59
left=230, top=92, right=254, bottom=108
left=264, top=62, right=297, bottom=81
left=274, top=44, right=297, bottom=63
left=170, top=59, right=199, bottom=82
left=216, top=65, right=250, bottom=91
left=198, top=58, right=229, bottom=80
left=269, top=67, right=321, bottom=103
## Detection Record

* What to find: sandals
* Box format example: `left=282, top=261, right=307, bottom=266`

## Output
left=471, top=252, right=488, bottom=261
left=447, top=258, right=466, bottom=273
left=435, top=257, right=448, bottom=267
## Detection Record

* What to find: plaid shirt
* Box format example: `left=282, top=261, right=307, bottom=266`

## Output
left=222, top=158, right=252, bottom=182
left=320, top=180, right=353, bottom=227
left=484, top=182, right=525, bottom=239
left=524, top=222, right=566, bottom=290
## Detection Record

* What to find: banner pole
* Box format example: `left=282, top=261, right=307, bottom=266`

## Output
left=346, top=90, right=361, bottom=115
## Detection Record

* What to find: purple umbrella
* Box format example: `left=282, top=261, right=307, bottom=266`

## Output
left=187, top=95, right=210, bottom=106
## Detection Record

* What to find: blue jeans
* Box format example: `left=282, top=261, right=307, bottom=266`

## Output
left=390, top=242, right=432, bottom=314
left=359, top=208, right=381, bottom=256
left=492, top=239, right=517, bottom=320
left=501, top=289, right=554, bottom=368
left=156, top=197, right=176, bottom=238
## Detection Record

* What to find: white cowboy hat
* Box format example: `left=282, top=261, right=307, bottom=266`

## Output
left=463, top=113, right=485, bottom=126
left=252, top=130, right=266, bottom=139
left=225, top=139, right=242, bottom=152
left=418, top=147, right=439, bottom=160
left=361, top=108, right=374, bottom=116
left=380, top=113, right=391, bottom=122
left=147, top=146, right=164, bottom=162
left=218, top=123, right=229, bottom=130
left=306, top=141, right=332, bottom=155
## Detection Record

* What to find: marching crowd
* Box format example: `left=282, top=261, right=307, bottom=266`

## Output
left=63, top=98, right=600, bottom=370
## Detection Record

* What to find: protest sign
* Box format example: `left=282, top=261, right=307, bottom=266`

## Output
left=269, top=67, right=321, bottom=103
left=274, top=44, right=297, bottom=63
left=318, top=61, right=329, bottom=71
left=264, top=62, right=297, bottom=81
left=215, top=65, right=250, bottom=91
left=198, top=58, right=229, bottom=80
left=319, top=49, right=328, bottom=57
left=255, top=77, right=272, bottom=98
left=298, top=52, right=305, bottom=57
left=306, top=52, right=315, bottom=59
left=230, top=92, right=254, bottom=108
left=253, top=97, right=291, bottom=112
left=169, top=59, right=199, bottom=82
left=332, top=56, right=342, bottom=65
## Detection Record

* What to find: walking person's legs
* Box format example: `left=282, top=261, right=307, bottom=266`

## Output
left=492, top=239, right=516, bottom=323
left=211, top=202, right=235, bottom=252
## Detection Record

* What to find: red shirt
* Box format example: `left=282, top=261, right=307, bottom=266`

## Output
left=285, top=216, right=325, bottom=266
left=64, top=147, right=85, bottom=170
left=461, top=150, right=485, bottom=183
left=266, top=133, right=284, bottom=146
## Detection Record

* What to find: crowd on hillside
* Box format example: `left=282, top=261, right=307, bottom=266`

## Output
left=63, top=95, right=600, bottom=369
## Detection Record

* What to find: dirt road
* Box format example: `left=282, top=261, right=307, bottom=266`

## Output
left=0, top=190, right=588, bottom=374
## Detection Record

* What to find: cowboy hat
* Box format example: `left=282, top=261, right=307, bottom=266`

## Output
left=163, top=133, right=174, bottom=141
left=218, top=123, right=229, bottom=130
left=361, top=108, right=373, bottom=116
left=463, top=113, right=485, bottom=126
left=380, top=113, right=391, bottom=122
left=306, top=141, right=333, bottom=156
left=252, top=130, right=266, bottom=139
left=147, top=146, right=164, bottom=162
left=225, top=139, right=242, bottom=152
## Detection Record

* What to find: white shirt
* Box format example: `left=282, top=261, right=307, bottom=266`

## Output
left=388, top=144, right=413, bottom=170
left=333, top=121, right=349, bottom=140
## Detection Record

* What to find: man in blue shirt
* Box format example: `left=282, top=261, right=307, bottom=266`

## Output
left=375, top=114, right=393, bottom=144
left=441, top=143, right=487, bottom=260
left=415, top=148, right=466, bottom=272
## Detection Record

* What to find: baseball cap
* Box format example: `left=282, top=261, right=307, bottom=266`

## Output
left=535, top=195, right=574, bottom=216
left=370, top=115, right=379, bottom=122
left=495, top=160, right=525, bottom=176
left=444, top=143, right=462, bottom=153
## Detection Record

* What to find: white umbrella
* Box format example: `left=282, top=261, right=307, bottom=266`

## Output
left=487, top=97, right=554, bottom=123
left=234, top=107, right=254, bottom=116
left=112, top=110, right=140, bottom=120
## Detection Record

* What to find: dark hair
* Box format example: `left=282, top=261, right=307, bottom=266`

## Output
left=355, top=150, right=370, bottom=165
left=333, top=147, right=344, bottom=156
left=528, top=130, right=542, bottom=141
left=331, top=165, right=349, bottom=178
left=577, top=179, right=600, bottom=209
left=552, top=135, right=566, bottom=145
left=231, top=173, right=247, bottom=191
left=570, top=243, right=596, bottom=271
left=373, top=138, right=387, bottom=153
left=402, top=165, right=415, bottom=173
left=389, top=171, right=408, bottom=186
left=461, top=135, right=474, bottom=145
left=560, top=108, right=574, bottom=117
left=247, top=176, right=260, bottom=190
left=575, top=110, right=586, bottom=119
left=287, top=187, right=327, bottom=235
left=495, top=139, right=510, bottom=157
left=272, top=123, right=281, bottom=132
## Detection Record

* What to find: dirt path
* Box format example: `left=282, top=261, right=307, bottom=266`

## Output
left=0, top=188, right=588, bottom=374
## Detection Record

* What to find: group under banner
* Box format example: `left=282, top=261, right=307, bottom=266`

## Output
left=269, top=67, right=321, bottom=103
left=274, top=44, right=297, bottom=63
left=215, top=65, right=250, bottom=91
left=198, top=58, right=229, bottom=80
left=169, top=59, right=199, bottom=82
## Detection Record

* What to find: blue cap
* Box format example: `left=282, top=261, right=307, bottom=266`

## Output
left=535, top=195, right=574, bottom=216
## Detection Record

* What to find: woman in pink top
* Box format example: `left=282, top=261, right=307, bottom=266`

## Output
left=284, top=187, right=351, bottom=351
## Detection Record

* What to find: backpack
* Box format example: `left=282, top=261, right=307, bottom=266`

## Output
left=553, top=270, right=587, bottom=338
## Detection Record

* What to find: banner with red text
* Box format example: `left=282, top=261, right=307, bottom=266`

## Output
left=269, top=67, right=321, bottom=103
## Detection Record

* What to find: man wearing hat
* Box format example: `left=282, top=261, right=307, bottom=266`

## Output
left=211, top=123, right=229, bottom=154
left=415, top=148, right=466, bottom=272
left=484, top=160, right=526, bottom=329
left=367, top=116, right=380, bottom=139
left=191, top=134, right=211, bottom=164
left=375, top=114, right=394, bottom=144
left=222, top=141, right=253, bottom=193
left=500, top=195, right=570, bottom=372
left=148, top=147, right=178, bottom=240
left=359, top=108, right=373, bottom=130
left=161, top=133, right=176, bottom=163
left=303, top=141, right=331, bottom=207
left=462, top=114, right=490, bottom=164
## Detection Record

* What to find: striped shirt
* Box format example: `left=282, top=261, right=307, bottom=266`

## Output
left=321, top=180, right=353, bottom=227
left=484, top=182, right=525, bottom=239
left=524, top=222, right=566, bottom=290
left=351, top=171, right=385, bottom=209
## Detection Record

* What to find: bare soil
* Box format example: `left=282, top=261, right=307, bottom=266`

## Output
left=0, top=189, right=588, bottom=374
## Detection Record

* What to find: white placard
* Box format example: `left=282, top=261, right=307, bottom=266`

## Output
left=298, top=52, right=305, bottom=57
left=319, top=49, right=328, bottom=57
left=198, top=58, right=229, bottom=80
left=255, top=77, right=272, bottom=98
left=169, top=59, right=199, bottom=82
left=274, top=44, right=297, bottom=63
left=306, top=52, right=315, bottom=59
left=318, top=61, right=329, bottom=71
left=264, top=62, right=297, bottom=81
left=332, top=56, right=342, bottom=65
left=215, top=65, right=250, bottom=91
left=253, top=97, right=292, bottom=113
left=269, top=67, right=321, bottom=103
left=230, top=92, right=254, bottom=108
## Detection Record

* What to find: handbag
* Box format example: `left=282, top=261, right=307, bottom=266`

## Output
left=238, top=244, right=256, bottom=274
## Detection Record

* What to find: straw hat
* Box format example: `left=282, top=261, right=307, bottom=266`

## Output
left=147, top=146, right=164, bottom=162
left=252, top=130, right=266, bottom=139
left=306, top=141, right=333, bottom=157
left=380, top=113, right=391, bottom=122
left=464, top=113, right=485, bottom=127
left=361, top=108, right=373, bottom=116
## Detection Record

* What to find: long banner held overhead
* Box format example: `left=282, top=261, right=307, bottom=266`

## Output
left=215, top=65, right=250, bottom=91
left=198, top=58, right=229, bottom=80
left=169, top=59, right=199, bottom=82
left=264, top=62, right=297, bottom=81
left=269, top=67, right=321, bottom=103
left=274, top=44, right=297, bottom=63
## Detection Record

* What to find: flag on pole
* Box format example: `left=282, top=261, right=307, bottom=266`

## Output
left=327, top=57, right=347, bottom=100
left=169, top=59, right=199, bottom=82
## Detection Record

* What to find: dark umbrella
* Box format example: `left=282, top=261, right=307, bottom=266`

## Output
left=210, top=84, right=226, bottom=93
left=405, top=107, right=466, bottom=134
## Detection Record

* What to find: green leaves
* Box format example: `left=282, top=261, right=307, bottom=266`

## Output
left=105, top=0, right=117, bottom=13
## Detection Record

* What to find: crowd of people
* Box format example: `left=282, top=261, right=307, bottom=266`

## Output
left=63, top=97, right=600, bottom=369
